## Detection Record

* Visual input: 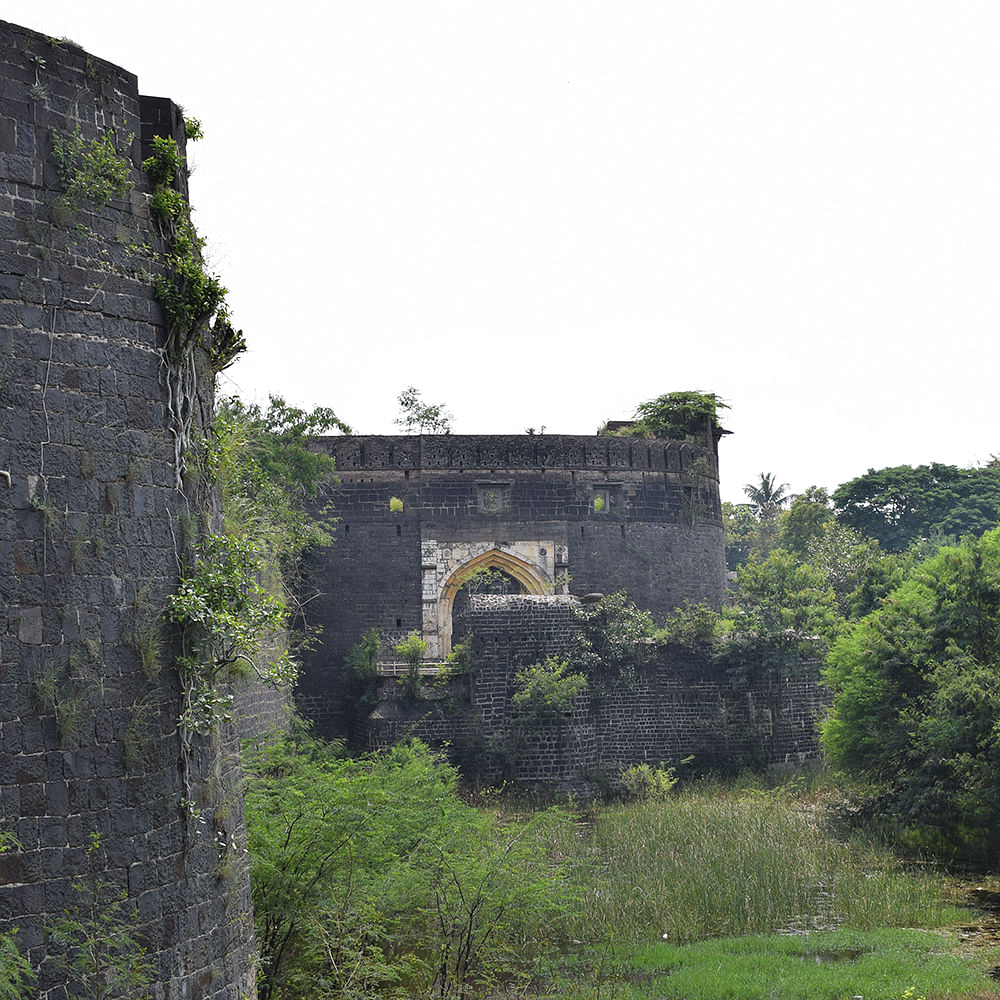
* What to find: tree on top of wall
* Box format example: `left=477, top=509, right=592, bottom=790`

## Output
left=394, top=386, right=453, bottom=434
left=568, top=592, right=653, bottom=690
left=616, top=390, right=729, bottom=441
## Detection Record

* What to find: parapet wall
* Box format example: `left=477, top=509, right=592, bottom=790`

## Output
left=365, top=595, right=828, bottom=784
left=317, top=432, right=720, bottom=474
left=0, top=22, right=257, bottom=999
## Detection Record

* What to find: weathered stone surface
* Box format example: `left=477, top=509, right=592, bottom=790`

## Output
left=15, top=606, right=41, bottom=644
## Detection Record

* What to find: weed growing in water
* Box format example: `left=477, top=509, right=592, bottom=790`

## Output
left=572, top=783, right=967, bottom=945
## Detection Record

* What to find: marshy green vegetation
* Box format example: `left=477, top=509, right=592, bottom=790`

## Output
left=243, top=736, right=1000, bottom=999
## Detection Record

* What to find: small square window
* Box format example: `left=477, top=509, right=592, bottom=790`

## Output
left=479, top=487, right=502, bottom=514
left=592, top=489, right=610, bottom=513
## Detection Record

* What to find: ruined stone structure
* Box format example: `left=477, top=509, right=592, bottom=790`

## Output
left=299, top=426, right=828, bottom=778
left=0, top=23, right=259, bottom=998
left=299, top=427, right=728, bottom=738
left=367, top=595, right=828, bottom=787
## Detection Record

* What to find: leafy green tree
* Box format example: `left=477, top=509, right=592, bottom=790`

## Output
left=214, top=396, right=349, bottom=570
left=778, top=486, right=834, bottom=557
left=569, top=592, right=653, bottom=689
left=246, top=735, right=439, bottom=1000
left=804, top=519, right=896, bottom=617
left=832, top=462, right=1000, bottom=552
left=626, top=390, right=728, bottom=441
left=733, top=551, right=840, bottom=639
left=721, top=550, right=842, bottom=681
left=411, top=806, right=571, bottom=999
left=395, top=386, right=453, bottom=434
left=722, top=501, right=760, bottom=570
left=656, top=550, right=842, bottom=685
left=220, top=395, right=349, bottom=494
left=822, top=527, right=1000, bottom=860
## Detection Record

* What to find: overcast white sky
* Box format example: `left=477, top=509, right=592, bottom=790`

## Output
left=8, top=2, right=999, bottom=503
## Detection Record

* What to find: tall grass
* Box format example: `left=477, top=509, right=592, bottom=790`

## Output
left=572, top=783, right=964, bottom=945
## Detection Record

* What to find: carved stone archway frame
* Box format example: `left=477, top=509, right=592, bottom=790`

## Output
left=420, top=539, right=560, bottom=657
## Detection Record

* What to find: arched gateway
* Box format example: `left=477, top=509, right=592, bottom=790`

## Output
left=435, top=546, right=552, bottom=656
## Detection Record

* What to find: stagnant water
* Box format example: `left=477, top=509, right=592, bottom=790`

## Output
left=948, top=879, right=1000, bottom=981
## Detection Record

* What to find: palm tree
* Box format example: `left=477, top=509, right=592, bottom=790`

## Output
left=744, top=472, right=790, bottom=519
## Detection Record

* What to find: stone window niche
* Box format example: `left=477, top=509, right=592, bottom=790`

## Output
left=592, top=484, right=621, bottom=514
left=477, top=483, right=508, bottom=515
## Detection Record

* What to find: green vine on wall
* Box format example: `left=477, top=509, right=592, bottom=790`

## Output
left=167, top=532, right=294, bottom=732
left=142, top=125, right=245, bottom=488
left=50, top=125, right=133, bottom=211
left=47, top=118, right=244, bottom=488
left=166, top=531, right=295, bottom=811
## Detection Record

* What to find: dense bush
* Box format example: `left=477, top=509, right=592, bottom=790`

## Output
left=244, top=734, right=576, bottom=999
left=619, top=763, right=678, bottom=802
left=822, top=527, right=1000, bottom=861
left=569, top=592, right=653, bottom=690
left=655, top=550, right=841, bottom=687
left=512, top=656, right=588, bottom=719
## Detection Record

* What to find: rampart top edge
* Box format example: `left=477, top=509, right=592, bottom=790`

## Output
left=311, top=433, right=721, bottom=476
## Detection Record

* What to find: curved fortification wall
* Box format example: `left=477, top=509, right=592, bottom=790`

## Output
left=301, top=429, right=727, bottom=738
left=0, top=22, right=255, bottom=998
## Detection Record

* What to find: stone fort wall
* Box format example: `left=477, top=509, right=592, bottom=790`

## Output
left=300, top=431, right=728, bottom=738
left=0, top=22, right=260, bottom=999
left=366, top=595, right=828, bottom=784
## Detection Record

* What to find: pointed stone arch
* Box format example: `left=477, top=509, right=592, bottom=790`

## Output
left=437, top=548, right=550, bottom=656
